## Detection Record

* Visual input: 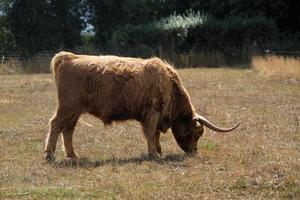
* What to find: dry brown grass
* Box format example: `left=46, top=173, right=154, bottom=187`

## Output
left=0, top=68, right=299, bottom=199
left=0, top=54, right=52, bottom=74
left=252, top=55, right=300, bottom=80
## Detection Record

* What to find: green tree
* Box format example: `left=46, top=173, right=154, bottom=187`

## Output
left=8, top=0, right=52, bottom=54
left=0, top=15, right=16, bottom=52
left=89, top=0, right=172, bottom=49
left=0, top=0, right=13, bottom=13
left=88, top=0, right=125, bottom=49
left=49, top=0, right=86, bottom=48
left=8, top=0, right=85, bottom=55
left=0, top=0, right=15, bottom=51
left=186, top=0, right=299, bottom=32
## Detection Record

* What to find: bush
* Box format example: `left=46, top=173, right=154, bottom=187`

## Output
left=189, top=16, right=278, bottom=51
left=110, top=11, right=279, bottom=65
left=268, top=31, right=300, bottom=51
left=155, top=10, right=207, bottom=38
left=0, top=16, right=16, bottom=51
left=111, top=23, right=166, bottom=56
left=111, top=10, right=207, bottom=57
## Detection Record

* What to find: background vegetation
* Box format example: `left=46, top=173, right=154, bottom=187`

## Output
left=0, top=0, right=300, bottom=67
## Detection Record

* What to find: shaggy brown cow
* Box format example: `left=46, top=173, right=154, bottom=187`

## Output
left=45, top=51, right=240, bottom=162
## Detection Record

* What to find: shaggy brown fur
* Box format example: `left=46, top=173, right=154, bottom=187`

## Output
left=45, top=52, right=239, bottom=161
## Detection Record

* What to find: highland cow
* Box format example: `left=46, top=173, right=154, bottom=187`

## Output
left=45, top=51, right=240, bottom=162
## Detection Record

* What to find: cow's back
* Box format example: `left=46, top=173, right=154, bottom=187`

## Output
left=56, top=55, right=175, bottom=124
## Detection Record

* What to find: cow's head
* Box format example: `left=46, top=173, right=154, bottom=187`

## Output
left=171, top=114, right=204, bottom=155
left=171, top=113, right=240, bottom=155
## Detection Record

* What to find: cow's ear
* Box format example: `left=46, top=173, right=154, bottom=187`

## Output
left=195, top=120, right=202, bottom=127
left=192, top=117, right=202, bottom=127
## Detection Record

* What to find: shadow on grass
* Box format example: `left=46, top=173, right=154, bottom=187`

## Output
left=51, top=153, right=187, bottom=168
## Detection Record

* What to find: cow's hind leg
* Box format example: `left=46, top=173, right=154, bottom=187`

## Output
left=62, top=115, right=80, bottom=161
left=45, top=109, right=64, bottom=162
left=45, top=106, right=80, bottom=162
left=142, top=110, right=161, bottom=159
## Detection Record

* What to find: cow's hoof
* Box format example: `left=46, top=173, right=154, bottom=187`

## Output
left=65, top=157, right=79, bottom=166
left=149, top=152, right=162, bottom=160
left=45, top=154, right=55, bottom=163
left=185, top=151, right=198, bottom=157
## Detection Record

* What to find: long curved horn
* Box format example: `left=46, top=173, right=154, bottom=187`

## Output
left=195, top=114, right=241, bottom=132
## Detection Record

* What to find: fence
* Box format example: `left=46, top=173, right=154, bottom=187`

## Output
left=264, top=50, right=300, bottom=58
left=0, top=50, right=299, bottom=73
left=0, top=52, right=53, bottom=73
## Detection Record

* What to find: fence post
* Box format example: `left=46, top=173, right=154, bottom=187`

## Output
left=1, top=55, right=4, bottom=68
left=170, top=35, right=175, bottom=64
left=158, top=45, right=162, bottom=58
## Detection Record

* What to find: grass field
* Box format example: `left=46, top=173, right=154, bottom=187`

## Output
left=0, top=67, right=299, bottom=199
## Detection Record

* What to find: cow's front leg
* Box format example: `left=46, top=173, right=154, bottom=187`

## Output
left=142, top=110, right=161, bottom=159
left=155, top=131, right=162, bottom=156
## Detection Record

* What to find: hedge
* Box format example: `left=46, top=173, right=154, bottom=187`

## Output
left=111, top=11, right=279, bottom=64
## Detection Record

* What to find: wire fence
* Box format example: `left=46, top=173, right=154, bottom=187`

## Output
left=0, top=52, right=53, bottom=73
left=264, top=50, right=300, bottom=57
left=0, top=50, right=299, bottom=73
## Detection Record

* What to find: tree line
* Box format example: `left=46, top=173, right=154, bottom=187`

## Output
left=0, top=0, right=299, bottom=61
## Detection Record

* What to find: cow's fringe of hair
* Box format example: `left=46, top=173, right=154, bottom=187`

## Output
left=50, top=51, right=77, bottom=75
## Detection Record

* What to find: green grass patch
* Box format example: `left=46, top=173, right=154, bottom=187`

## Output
left=198, top=140, right=219, bottom=151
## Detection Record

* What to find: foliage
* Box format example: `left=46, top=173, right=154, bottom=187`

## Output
left=0, top=15, right=15, bottom=51
left=186, top=16, right=278, bottom=64
left=88, top=0, right=177, bottom=49
left=88, top=0, right=124, bottom=49
left=156, top=10, right=208, bottom=37
left=268, top=31, right=300, bottom=51
left=111, top=10, right=208, bottom=55
left=0, top=0, right=299, bottom=61
left=7, top=0, right=85, bottom=55
left=188, top=16, right=278, bottom=51
left=111, top=11, right=278, bottom=64
left=0, top=0, right=13, bottom=14
left=48, top=0, right=87, bottom=48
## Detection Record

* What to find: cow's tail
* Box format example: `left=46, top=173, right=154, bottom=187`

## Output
left=50, top=51, right=77, bottom=77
